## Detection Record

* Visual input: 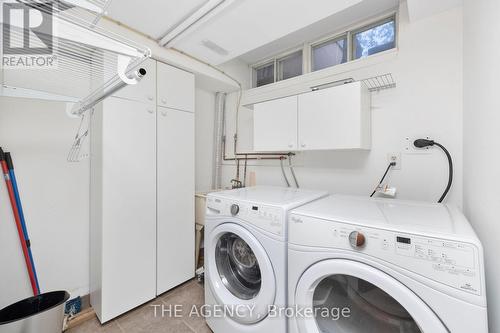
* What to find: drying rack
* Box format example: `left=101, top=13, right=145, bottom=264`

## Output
left=1, top=0, right=152, bottom=161
left=361, top=73, right=396, bottom=92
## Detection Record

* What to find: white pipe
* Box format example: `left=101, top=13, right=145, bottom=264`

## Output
left=288, top=155, right=300, bottom=188
left=212, top=92, right=225, bottom=189
left=71, top=68, right=146, bottom=116
left=159, top=0, right=236, bottom=47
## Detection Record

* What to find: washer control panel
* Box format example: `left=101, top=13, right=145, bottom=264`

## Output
left=207, top=197, right=284, bottom=237
left=289, top=214, right=481, bottom=296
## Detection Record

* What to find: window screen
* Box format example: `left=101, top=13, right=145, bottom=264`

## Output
left=277, top=50, right=303, bottom=81
left=312, top=36, right=347, bottom=71
left=353, top=19, right=396, bottom=59
left=253, top=62, right=275, bottom=87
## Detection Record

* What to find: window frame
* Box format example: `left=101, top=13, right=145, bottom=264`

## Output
left=276, top=49, right=304, bottom=81
left=250, top=12, right=398, bottom=88
left=251, top=46, right=304, bottom=87
left=252, top=60, right=276, bottom=88
left=310, top=33, right=348, bottom=72
left=351, top=15, right=397, bottom=61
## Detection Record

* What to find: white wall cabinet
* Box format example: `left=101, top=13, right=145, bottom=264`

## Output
left=157, top=62, right=195, bottom=112
left=298, top=82, right=371, bottom=150
left=253, top=95, right=298, bottom=151
left=253, top=82, right=371, bottom=151
left=90, top=60, right=195, bottom=323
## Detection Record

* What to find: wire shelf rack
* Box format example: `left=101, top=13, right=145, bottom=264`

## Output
left=361, top=73, right=396, bottom=92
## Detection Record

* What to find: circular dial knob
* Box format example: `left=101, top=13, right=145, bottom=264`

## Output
left=349, top=231, right=366, bottom=248
left=230, top=204, right=240, bottom=216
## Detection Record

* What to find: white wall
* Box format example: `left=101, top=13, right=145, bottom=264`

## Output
left=220, top=6, right=464, bottom=206
left=463, top=0, right=500, bottom=331
left=0, top=97, right=90, bottom=307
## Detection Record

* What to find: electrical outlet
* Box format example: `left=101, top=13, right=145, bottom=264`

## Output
left=404, top=136, right=433, bottom=153
left=387, top=152, right=401, bottom=170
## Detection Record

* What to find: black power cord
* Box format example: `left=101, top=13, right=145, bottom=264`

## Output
left=414, top=139, right=453, bottom=203
left=370, top=162, right=396, bottom=197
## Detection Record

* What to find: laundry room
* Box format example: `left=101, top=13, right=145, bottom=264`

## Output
left=0, top=0, right=497, bottom=332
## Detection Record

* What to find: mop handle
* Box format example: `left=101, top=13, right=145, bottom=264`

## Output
left=5, top=152, right=40, bottom=293
left=0, top=148, right=39, bottom=295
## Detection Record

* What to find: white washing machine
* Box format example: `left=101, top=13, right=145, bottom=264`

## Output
left=288, top=195, right=488, bottom=333
left=204, top=186, right=328, bottom=333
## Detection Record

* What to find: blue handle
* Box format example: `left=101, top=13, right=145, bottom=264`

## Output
left=8, top=163, right=40, bottom=292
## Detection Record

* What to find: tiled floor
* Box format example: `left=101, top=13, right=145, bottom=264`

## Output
left=68, top=279, right=212, bottom=333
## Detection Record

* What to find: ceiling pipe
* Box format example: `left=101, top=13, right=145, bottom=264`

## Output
left=159, top=0, right=235, bottom=48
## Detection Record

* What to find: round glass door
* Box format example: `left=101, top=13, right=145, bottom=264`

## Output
left=295, top=259, right=447, bottom=333
left=313, top=275, right=421, bottom=332
left=215, top=232, right=262, bottom=300
left=207, top=223, right=276, bottom=324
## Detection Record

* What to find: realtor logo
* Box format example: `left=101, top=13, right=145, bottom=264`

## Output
left=1, top=0, right=57, bottom=68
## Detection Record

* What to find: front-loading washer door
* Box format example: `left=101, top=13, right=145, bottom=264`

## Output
left=207, top=222, right=276, bottom=324
left=295, top=259, right=448, bottom=333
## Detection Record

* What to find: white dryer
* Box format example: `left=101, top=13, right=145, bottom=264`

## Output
left=204, top=186, right=327, bottom=333
left=288, top=195, right=488, bottom=333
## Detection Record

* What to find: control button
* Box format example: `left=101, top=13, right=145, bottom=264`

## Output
left=230, top=204, right=240, bottom=216
left=349, top=231, right=366, bottom=248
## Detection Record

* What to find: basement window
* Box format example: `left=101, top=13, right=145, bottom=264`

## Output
left=253, top=61, right=275, bottom=87
left=352, top=18, right=396, bottom=60
left=251, top=15, right=397, bottom=88
left=277, top=50, right=303, bottom=81
left=312, top=35, right=348, bottom=71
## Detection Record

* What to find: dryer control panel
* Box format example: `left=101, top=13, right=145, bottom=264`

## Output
left=289, top=214, right=482, bottom=296
left=207, top=197, right=285, bottom=237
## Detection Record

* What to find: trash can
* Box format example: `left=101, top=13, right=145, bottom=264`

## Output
left=0, top=291, right=69, bottom=333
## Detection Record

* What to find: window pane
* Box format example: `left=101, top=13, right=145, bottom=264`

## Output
left=353, top=20, right=395, bottom=59
left=277, top=51, right=303, bottom=81
left=254, top=62, right=275, bottom=87
left=312, top=37, right=347, bottom=71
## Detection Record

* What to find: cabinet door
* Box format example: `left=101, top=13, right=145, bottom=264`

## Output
left=253, top=96, right=298, bottom=151
left=298, top=82, right=371, bottom=150
left=100, top=98, right=157, bottom=321
left=157, top=62, right=195, bottom=112
left=112, top=58, right=156, bottom=105
left=157, top=107, right=195, bottom=295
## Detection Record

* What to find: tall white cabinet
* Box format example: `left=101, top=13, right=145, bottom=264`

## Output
left=90, top=59, right=195, bottom=323
left=156, top=65, right=195, bottom=295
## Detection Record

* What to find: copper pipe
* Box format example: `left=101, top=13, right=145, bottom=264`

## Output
left=222, top=135, right=288, bottom=161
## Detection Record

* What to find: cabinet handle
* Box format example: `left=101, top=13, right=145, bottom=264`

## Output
left=301, top=143, right=306, bottom=148
left=147, top=109, right=154, bottom=114
left=161, top=110, right=167, bottom=117
left=161, top=98, right=167, bottom=104
left=288, top=144, right=293, bottom=148
left=147, top=95, right=154, bottom=101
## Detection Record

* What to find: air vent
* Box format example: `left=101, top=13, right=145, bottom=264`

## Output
left=201, top=39, right=229, bottom=56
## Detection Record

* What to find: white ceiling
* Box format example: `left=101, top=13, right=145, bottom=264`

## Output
left=105, top=0, right=209, bottom=39
left=105, top=0, right=460, bottom=67
left=171, top=0, right=366, bottom=65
